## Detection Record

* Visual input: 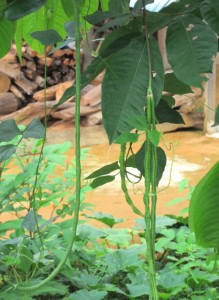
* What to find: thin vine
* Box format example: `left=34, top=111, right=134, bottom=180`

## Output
left=15, top=0, right=82, bottom=292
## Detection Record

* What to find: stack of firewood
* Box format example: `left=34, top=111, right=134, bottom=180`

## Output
left=0, top=44, right=103, bottom=126
left=0, top=44, right=204, bottom=130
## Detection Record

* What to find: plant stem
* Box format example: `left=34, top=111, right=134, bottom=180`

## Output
left=119, top=143, right=144, bottom=217
left=16, top=0, right=82, bottom=292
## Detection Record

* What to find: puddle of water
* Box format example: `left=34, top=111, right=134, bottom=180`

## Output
left=1, top=130, right=218, bottom=228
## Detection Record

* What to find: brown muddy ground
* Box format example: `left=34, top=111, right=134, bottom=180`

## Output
left=46, top=125, right=219, bottom=228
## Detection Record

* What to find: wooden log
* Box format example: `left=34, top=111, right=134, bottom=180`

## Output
left=33, top=83, right=62, bottom=101
left=23, top=68, right=36, bottom=81
left=91, top=72, right=105, bottom=85
left=52, top=71, right=61, bottom=82
left=10, top=84, right=25, bottom=102
left=81, top=111, right=102, bottom=126
left=0, top=59, right=24, bottom=79
left=55, top=80, right=74, bottom=102
left=0, top=93, right=19, bottom=114
left=51, top=104, right=101, bottom=120
left=0, top=101, right=75, bottom=123
left=14, top=77, right=38, bottom=95
left=38, top=56, right=54, bottom=67
left=35, top=75, right=45, bottom=88
left=26, top=60, right=37, bottom=72
left=81, top=84, right=101, bottom=106
left=51, top=49, right=66, bottom=58
left=0, top=72, right=11, bottom=92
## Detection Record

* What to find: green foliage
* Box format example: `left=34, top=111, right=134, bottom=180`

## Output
left=166, top=14, right=217, bottom=87
left=1, top=0, right=219, bottom=298
left=189, top=162, right=219, bottom=249
left=0, top=16, right=15, bottom=57
left=102, top=34, right=164, bottom=143
left=0, top=118, right=45, bottom=162
left=5, top=0, right=47, bottom=21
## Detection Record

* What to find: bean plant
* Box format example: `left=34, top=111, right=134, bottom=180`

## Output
left=0, top=0, right=219, bottom=299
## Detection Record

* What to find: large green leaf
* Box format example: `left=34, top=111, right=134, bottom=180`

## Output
left=14, top=19, right=23, bottom=61
left=22, top=118, right=45, bottom=139
left=102, top=35, right=164, bottom=143
left=0, top=0, right=6, bottom=19
left=31, top=29, right=63, bottom=46
left=0, top=17, right=15, bottom=58
left=0, top=119, right=21, bottom=142
left=86, top=161, right=119, bottom=179
left=5, top=0, right=47, bottom=21
left=135, top=13, right=172, bottom=35
left=100, top=0, right=109, bottom=11
left=19, top=246, right=33, bottom=272
left=161, top=0, right=203, bottom=14
left=200, top=0, right=219, bottom=34
left=156, top=99, right=184, bottom=124
left=164, top=72, right=193, bottom=95
left=166, top=14, right=218, bottom=87
left=22, top=0, right=70, bottom=54
left=55, top=20, right=143, bottom=107
left=90, top=175, right=115, bottom=189
left=189, top=161, right=219, bottom=248
left=109, top=0, right=129, bottom=14
left=0, top=145, right=16, bottom=162
left=69, top=289, right=107, bottom=300
left=135, top=144, right=166, bottom=186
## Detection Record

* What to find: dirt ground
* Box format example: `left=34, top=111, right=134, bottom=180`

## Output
left=46, top=125, right=219, bottom=228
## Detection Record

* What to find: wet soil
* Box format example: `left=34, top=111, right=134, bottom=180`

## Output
left=46, top=126, right=219, bottom=228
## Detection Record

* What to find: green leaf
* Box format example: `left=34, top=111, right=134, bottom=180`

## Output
left=22, top=118, right=46, bottom=139
left=31, top=281, right=68, bottom=296
left=5, top=0, right=47, bottom=21
left=156, top=99, right=184, bottom=124
left=84, top=11, right=116, bottom=25
left=0, top=145, right=16, bottom=162
left=55, top=20, right=142, bottom=108
left=135, top=12, right=172, bottom=35
left=148, top=130, right=160, bottom=147
left=84, top=212, right=124, bottom=227
left=0, top=17, right=15, bottom=58
left=135, top=144, right=166, bottom=185
left=100, top=0, right=109, bottom=11
left=161, top=0, right=203, bottom=14
left=189, top=161, right=219, bottom=248
left=19, top=246, right=33, bottom=272
left=166, top=14, right=217, bottom=87
left=0, top=0, right=6, bottom=19
left=69, top=289, right=107, bottom=300
left=31, top=29, right=63, bottom=46
left=0, top=219, right=22, bottom=235
left=14, top=19, right=23, bottom=61
left=127, top=116, right=148, bottom=131
left=164, top=72, right=193, bottom=94
left=109, top=0, right=129, bottom=14
left=161, top=95, right=175, bottom=107
left=212, top=105, right=219, bottom=127
left=102, top=35, right=164, bottom=143
left=64, top=20, right=75, bottom=37
left=22, top=0, right=69, bottom=55
left=97, top=14, right=130, bottom=33
left=158, top=266, right=186, bottom=289
left=90, top=175, right=115, bottom=189
left=85, top=161, right=119, bottom=179
left=115, top=132, right=139, bottom=144
left=22, top=210, right=42, bottom=232
left=0, top=119, right=21, bottom=142
left=126, top=283, right=149, bottom=298
left=200, top=0, right=219, bottom=35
